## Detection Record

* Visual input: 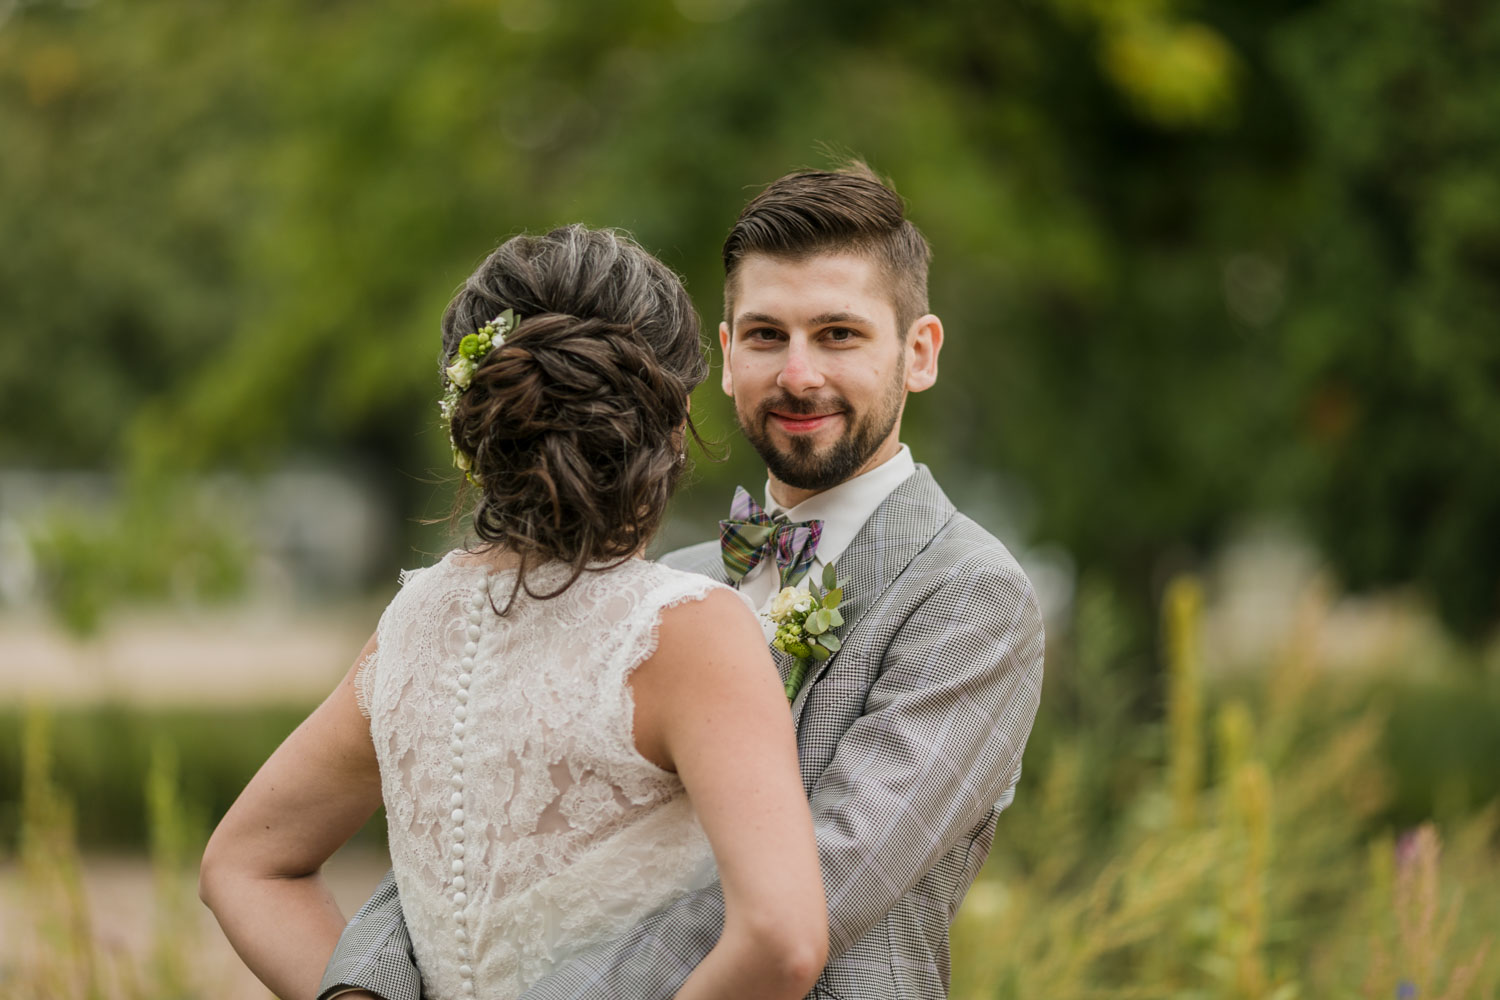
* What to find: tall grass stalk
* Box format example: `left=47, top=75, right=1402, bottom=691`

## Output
left=8, top=708, right=209, bottom=1000
left=1360, top=823, right=1492, bottom=1000
left=1165, top=576, right=1203, bottom=831
left=146, top=737, right=201, bottom=1000
left=1213, top=701, right=1271, bottom=998
left=16, top=705, right=98, bottom=1000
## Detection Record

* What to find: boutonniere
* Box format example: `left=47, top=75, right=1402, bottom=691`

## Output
left=766, top=563, right=846, bottom=701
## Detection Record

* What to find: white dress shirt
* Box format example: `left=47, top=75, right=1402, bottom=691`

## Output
left=740, top=445, right=917, bottom=636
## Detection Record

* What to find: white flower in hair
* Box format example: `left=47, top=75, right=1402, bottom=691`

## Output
left=445, top=358, right=474, bottom=389
left=440, top=308, right=520, bottom=486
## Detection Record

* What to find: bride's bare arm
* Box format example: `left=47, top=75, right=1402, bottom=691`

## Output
left=630, top=589, right=828, bottom=1000
left=199, top=632, right=385, bottom=1000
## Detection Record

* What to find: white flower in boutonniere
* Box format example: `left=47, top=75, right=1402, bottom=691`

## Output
left=765, top=562, right=846, bottom=701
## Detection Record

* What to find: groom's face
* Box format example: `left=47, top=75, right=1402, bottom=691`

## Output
left=719, top=252, right=939, bottom=497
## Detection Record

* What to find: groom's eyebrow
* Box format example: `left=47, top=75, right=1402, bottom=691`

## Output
left=733, top=310, right=875, bottom=330
left=734, top=311, right=785, bottom=330
left=808, top=311, right=874, bottom=327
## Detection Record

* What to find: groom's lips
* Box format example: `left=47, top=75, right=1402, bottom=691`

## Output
left=769, top=411, right=842, bottom=434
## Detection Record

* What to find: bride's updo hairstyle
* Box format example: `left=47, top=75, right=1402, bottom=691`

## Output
left=441, top=224, right=708, bottom=607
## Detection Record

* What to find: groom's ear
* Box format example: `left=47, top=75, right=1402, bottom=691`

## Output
left=719, top=321, right=734, bottom=396
left=904, top=313, right=943, bottom=393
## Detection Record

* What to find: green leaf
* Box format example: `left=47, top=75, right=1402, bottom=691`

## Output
left=822, top=563, right=838, bottom=590
left=827, top=608, right=844, bottom=628
left=817, top=633, right=841, bottom=652
left=808, top=642, right=831, bottom=661
left=806, top=611, right=828, bottom=635
left=823, top=587, right=843, bottom=608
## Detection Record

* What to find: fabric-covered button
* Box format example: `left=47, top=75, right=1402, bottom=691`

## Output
left=454, top=910, right=466, bottom=925
left=452, top=875, right=466, bottom=891
left=453, top=891, right=467, bottom=906
left=452, top=858, right=466, bottom=875
left=451, top=808, right=465, bottom=823
left=463, top=642, right=477, bottom=657
left=450, top=791, right=463, bottom=808
left=454, top=705, right=467, bottom=722
left=453, top=842, right=465, bottom=857
left=458, top=672, right=472, bottom=688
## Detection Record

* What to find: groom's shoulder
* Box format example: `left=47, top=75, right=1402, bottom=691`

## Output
left=930, top=508, right=1024, bottom=573
left=905, top=472, right=1039, bottom=622
left=910, top=468, right=1027, bottom=576
left=915, top=510, right=1035, bottom=611
left=658, top=538, right=722, bottom=578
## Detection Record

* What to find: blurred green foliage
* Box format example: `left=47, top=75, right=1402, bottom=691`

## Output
left=26, top=476, right=249, bottom=634
left=2, top=0, right=1498, bottom=638
left=0, top=704, right=386, bottom=852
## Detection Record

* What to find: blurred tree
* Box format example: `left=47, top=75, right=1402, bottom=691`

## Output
left=1, top=0, right=1494, bottom=640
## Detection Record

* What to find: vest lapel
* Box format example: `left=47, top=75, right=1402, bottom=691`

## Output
left=789, top=465, right=956, bottom=727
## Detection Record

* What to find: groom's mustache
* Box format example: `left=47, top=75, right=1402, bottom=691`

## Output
left=753, top=392, right=852, bottom=420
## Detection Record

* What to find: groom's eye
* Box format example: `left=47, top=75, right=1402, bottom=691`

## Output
left=824, top=327, right=857, bottom=343
left=745, top=327, right=783, bottom=343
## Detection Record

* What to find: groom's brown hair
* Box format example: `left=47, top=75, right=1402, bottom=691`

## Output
left=721, top=160, right=932, bottom=336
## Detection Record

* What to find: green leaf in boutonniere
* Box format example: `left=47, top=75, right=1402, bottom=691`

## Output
left=765, top=566, right=847, bottom=701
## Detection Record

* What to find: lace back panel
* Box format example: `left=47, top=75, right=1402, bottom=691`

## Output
left=359, top=554, right=729, bottom=999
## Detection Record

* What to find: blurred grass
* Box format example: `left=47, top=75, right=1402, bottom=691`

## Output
left=0, top=704, right=386, bottom=853
left=953, top=576, right=1499, bottom=999
left=7, top=709, right=204, bottom=1000
left=2, top=577, right=1496, bottom=998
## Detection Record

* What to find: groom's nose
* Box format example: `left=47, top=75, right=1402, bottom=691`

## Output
left=776, top=336, right=825, bottom=394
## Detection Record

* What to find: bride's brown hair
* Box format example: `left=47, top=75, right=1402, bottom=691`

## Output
left=442, top=224, right=708, bottom=608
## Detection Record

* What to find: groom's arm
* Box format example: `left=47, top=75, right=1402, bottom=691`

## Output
left=803, top=557, right=1044, bottom=956
left=317, top=870, right=421, bottom=1000
left=511, top=555, right=1044, bottom=1000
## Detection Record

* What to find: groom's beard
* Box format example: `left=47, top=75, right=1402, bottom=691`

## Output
left=739, top=371, right=905, bottom=493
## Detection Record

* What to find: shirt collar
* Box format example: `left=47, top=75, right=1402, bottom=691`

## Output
left=763, top=444, right=916, bottom=569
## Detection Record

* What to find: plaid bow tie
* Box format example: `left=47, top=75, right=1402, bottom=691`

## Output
left=719, top=486, right=824, bottom=587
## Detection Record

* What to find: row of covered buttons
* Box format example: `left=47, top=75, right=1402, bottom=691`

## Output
left=448, top=581, right=489, bottom=995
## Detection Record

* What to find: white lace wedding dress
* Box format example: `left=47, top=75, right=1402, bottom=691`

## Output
left=355, top=551, right=736, bottom=999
